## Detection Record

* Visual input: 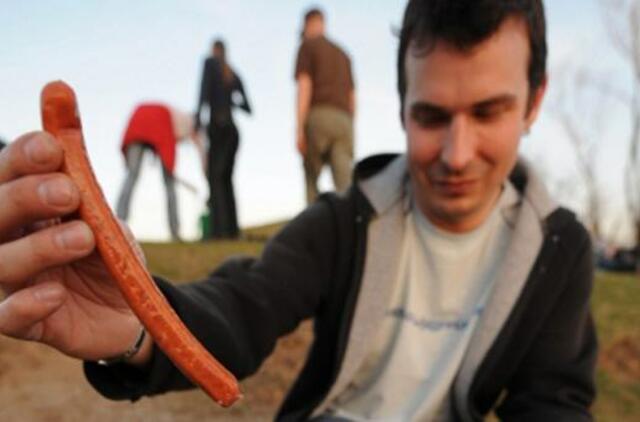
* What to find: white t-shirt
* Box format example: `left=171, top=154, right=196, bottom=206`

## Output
left=329, top=184, right=517, bottom=421
left=169, top=107, right=194, bottom=140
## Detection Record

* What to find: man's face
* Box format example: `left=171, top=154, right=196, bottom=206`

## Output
left=403, top=17, right=546, bottom=232
left=303, top=16, right=324, bottom=40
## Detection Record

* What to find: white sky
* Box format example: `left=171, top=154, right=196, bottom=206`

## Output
left=0, top=0, right=633, bottom=243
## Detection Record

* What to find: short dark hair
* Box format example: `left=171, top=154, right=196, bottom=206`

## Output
left=397, top=0, right=547, bottom=117
left=304, top=8, right=324, bottom=23
left=213, top=39, right=225, bottom=51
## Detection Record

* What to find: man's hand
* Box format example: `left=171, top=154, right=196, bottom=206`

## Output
left=0, top=132, right=144, bottom=363
left=296, top=73, right=312, bottom=158
left=190, top=130, right=208, bottom=176
left=296, top=130, right=307, bottom=156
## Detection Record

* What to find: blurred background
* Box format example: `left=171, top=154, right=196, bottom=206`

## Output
left=0, top=1, right=639, bottom=421
left=2, top=0, right=405, bottom=241
left=1, top=0, right=634, bottom=248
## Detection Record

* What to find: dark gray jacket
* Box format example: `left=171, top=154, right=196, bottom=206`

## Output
left=86, top=154, right=597, bottom=421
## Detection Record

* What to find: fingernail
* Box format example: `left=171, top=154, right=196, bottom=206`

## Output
left=24, top=136, right=55, bottom=165
left=55, top=223, right=94, bottom=251
left=38, top=178, right=74, bottom=207
left=34, top=283, right=65, bottom=305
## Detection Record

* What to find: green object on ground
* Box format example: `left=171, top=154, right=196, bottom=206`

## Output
left=199, top=212, right=210, bottom=240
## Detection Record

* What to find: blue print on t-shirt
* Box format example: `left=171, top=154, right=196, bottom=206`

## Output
left=387, top=306, right=484, bottom=332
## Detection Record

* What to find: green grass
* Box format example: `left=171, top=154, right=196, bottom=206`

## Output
left=592, top=271, right=640, bottom=422
left=141, top=236, right=640, bottom=421
left=141, top=221, right=283, bottom=282
left=142, top=240, right=264, bottom=282
left=592, top=271, right=640, bottom=345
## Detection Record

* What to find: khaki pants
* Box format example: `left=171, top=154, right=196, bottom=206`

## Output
left=304, top=106, right=354, bottom=204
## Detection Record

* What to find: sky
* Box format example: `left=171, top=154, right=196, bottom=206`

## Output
left=0, top=0, right=633, bottom=243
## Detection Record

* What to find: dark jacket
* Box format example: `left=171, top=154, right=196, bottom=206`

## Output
left=195, top=57, right=251, bottom=129
left=86, top=154, right=597, bottom=421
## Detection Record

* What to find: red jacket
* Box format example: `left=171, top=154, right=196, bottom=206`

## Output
left=121, top=103, right=176, bottom=174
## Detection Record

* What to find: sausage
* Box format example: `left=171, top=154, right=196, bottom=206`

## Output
left=40, top=81, right=241, bottom=407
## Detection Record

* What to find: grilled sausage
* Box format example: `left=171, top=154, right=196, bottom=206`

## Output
left=40, top=80, right=241, bottom=407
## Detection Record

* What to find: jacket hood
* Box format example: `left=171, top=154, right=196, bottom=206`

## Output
left=354, top=153, right=558, bottom=224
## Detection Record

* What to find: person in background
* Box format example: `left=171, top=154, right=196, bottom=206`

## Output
left=0, top=1, right=597, bottom=420
left=0, top=137, right=6, bottom=151
left=295, top=8, right=356, bottom=204
left=116, top=103, right=205, bottom=241
left=195, top=39, right=252, bottom=239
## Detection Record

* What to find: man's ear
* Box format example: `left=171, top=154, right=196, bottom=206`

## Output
left=525, top=75, right=548, bottom=130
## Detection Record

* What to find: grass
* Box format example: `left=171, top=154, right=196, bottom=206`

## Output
left=142, top=221, right=284, bottom=282
left=591, top=271, right=640, bottom=422
left=140, top=231, right=639, bottom=421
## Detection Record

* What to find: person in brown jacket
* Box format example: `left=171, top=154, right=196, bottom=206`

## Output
left=294, top=8, right=356, bottom=204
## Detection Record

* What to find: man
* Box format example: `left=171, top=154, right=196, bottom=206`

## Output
left=295, top=8, right=356, bottom=204
left=116, top=103, right=205, bottom=241
left=0, top=1, right=596, bottom=421
left=0, top=137, right=6, bottom=151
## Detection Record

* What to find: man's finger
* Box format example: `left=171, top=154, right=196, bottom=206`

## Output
left=0, top=173, right=80, bottom=240
left=0, top=221, right=94, bottom=286
left=0, top=281, right=66, bottom=341
left=0, top=132, right=63, bottom=184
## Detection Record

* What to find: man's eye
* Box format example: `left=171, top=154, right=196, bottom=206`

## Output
left=411, top=109, right=450, bottom=128
left=473, top=105, right=504, bottom=121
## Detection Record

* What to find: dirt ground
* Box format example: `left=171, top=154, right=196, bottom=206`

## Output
left=0, top=322, right=312, bottom=421
left=599, top=335, right=640, bottom=384
left=2, top=319, right=640, bottom=421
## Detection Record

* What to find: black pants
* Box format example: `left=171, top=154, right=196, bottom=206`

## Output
left=206, top=122, right=239, bottom=239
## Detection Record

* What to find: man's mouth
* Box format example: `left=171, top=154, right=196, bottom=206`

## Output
left=432, top=178, right=477, bottom=196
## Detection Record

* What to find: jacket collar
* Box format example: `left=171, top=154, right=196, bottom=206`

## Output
left=357, top=154, right=410, bottom=215
left=356, top=154, right=557, bottom=224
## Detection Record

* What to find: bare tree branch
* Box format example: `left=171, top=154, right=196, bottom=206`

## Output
left=600, top=0, right=640, bottom=254
left=546, top=64, right=614, bottom=237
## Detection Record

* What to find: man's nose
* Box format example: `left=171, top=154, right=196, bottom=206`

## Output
left=441, top=115, right=475, bottom=171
